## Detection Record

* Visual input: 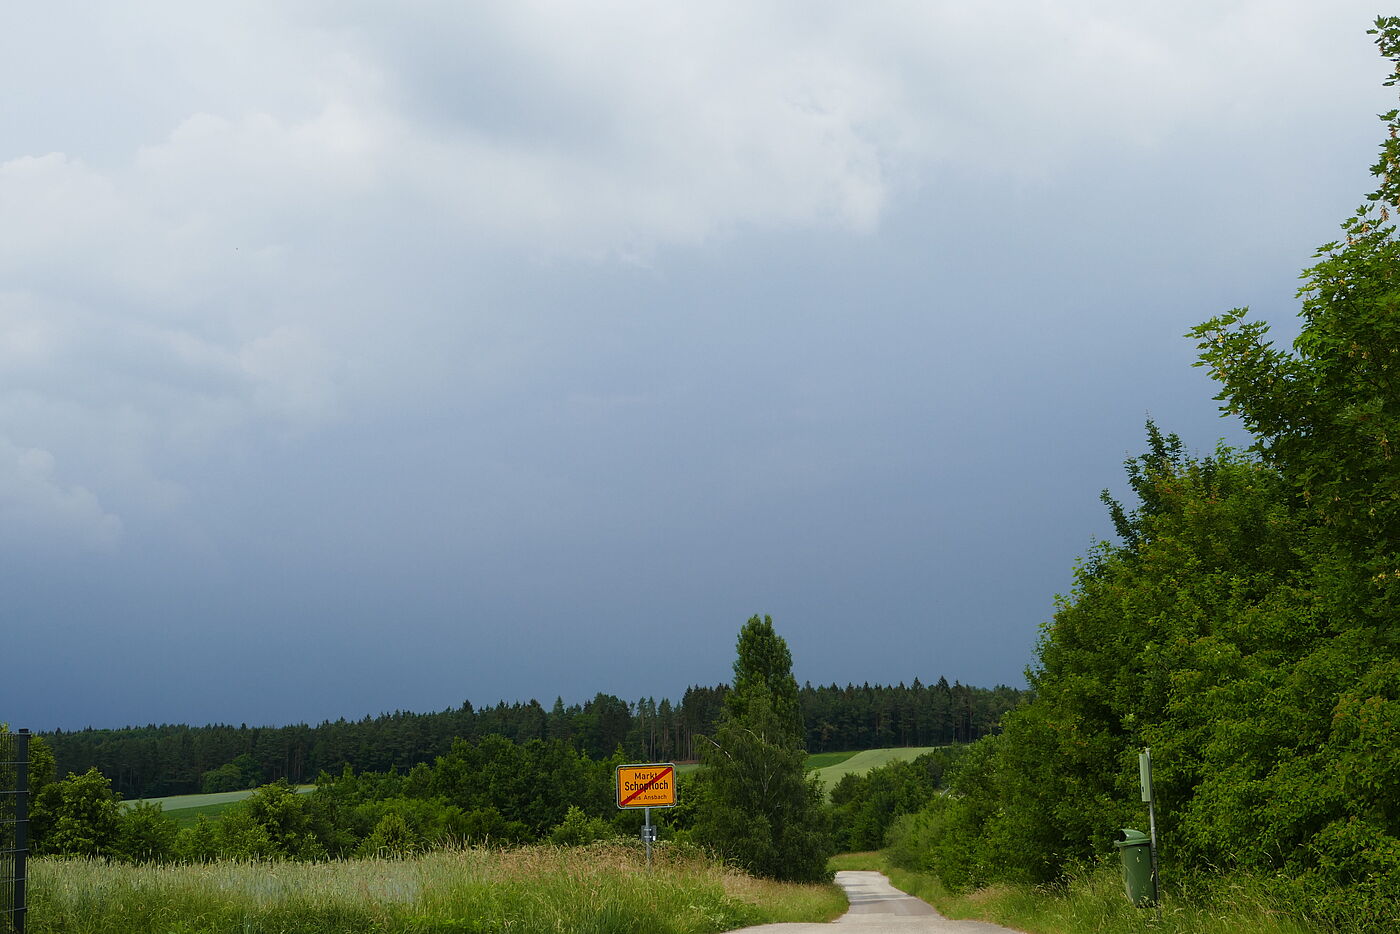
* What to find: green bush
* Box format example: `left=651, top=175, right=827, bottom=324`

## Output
left=114, top=802, right=177, bottom=863
left=359, top=811, right=419, bottom=857
left=172, top=815, right=220, bottom=863
left=548, top=805, right=615, bottom=846
left=32, top=768, right=123, bottom=857
left=829, top=749, right=963, bottom=851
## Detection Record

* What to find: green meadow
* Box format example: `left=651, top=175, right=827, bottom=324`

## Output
left=124, top=785, right=316, bottom=827
left=662, top=747, right=915, bottom=785
left=802, top=750, right=858, bottom=770
left=28, top=842, right=845, bottom=934
left=809, top=746, right=940, bottom=794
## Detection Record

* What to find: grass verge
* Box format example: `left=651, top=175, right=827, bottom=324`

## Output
left=30, top=841, right=845, bottom=934
left=826, top=852, right=1313, bottom=934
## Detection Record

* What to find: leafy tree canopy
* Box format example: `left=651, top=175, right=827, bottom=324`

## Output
left=897, top=21, right=1400, bottom=928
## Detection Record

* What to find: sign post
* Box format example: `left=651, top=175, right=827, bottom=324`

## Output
left=1139, top=748, right=1160, bottom=913
left=617, top=763, right=677, bottom=870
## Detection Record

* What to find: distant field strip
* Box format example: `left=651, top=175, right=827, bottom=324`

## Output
left=678, top=753, right=849, bottom=776
left=125, top=785, right=315, bottom=811
left=805, top=750, right=860, bottom=770
left=665, top=749, right=927, bottom=787
left=124, top=785, right=315, bottom=826
left=811, top=747, right=941, bottom=792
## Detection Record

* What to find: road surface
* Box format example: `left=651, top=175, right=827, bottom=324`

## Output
left=730, top=870, right=1025, bottom=933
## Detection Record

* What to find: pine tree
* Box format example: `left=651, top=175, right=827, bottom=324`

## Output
left=693, top=615, right=833, bottom=881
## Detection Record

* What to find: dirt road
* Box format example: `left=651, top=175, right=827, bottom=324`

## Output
left=730, top=870, right=1025, bottom=933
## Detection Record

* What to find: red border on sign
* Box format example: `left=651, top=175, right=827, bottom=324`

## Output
left=616, top=763, right=678, bottom=808
left=621, top=765, right=673, bottom=807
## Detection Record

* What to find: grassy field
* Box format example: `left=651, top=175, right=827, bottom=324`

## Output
left=675, top=748, right=903, bottom=781
left=829, top=851, right=1313, bottom=934
left=126, top=786, right=316, bottom=810
left=803, top=750, right=859, bottom=770
left=30, top=842, right=846, bottom=934
left=124, top=786, right=316, bottom=826
left=809, top=747, right=940, bottom=793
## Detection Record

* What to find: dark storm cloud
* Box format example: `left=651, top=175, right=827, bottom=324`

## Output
left=0, top=2, right=1390, bottom=728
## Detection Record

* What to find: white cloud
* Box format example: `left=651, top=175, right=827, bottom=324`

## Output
left=239, top=326, right=339, bottom=421
left=0, top=438, right=123, bottom=550
left=0, top=0, right=1387, bottom=543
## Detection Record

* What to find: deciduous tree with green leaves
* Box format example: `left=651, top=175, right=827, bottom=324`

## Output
left=1184, top=18, right=1400, bottom=924
left=900, top=19, right=1400, bottom=929
left=31, top=767, right=124, bottom=857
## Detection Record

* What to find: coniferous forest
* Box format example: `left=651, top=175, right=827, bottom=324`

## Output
left=38, top=678, right=1022, bottom=799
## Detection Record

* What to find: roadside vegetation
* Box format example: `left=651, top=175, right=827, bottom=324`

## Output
left=28, top=842, right=845, bottom=934
left=829, top=852, right=1310, bottom=934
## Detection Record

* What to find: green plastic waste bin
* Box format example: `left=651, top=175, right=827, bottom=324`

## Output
left=1114, top=828, right=1156, bottom=907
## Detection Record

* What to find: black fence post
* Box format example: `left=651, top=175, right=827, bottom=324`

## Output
left=1, top=730, right=28, bottom=934
left=13, top=731, right=25, bottom=934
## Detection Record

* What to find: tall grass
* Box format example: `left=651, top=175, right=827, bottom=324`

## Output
left=829, top=852, right=1315, bottom=934
left=30, top=841, right=845, bottom=934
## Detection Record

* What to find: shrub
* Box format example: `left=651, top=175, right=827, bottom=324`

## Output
left=32, top=768, right=123, bottom=857
left=548, top=805, right=615, bottom=846
left=114, top=802, right=177, bottom=863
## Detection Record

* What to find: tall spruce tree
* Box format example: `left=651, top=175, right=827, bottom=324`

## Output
left=693, top=615, right=833, bottom=881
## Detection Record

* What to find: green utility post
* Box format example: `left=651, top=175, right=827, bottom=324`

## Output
left=1139, top=747, right=1160, bottom=912
left=1115, top=748, right=1162, bottom=910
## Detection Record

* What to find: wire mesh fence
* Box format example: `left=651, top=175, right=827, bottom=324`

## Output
left=0, top=730, right=28, bottom=934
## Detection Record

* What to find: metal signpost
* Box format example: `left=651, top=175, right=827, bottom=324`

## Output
left=616, top=763, right=677, bottom=870
left=1139, top=748, right=1160, bottom=914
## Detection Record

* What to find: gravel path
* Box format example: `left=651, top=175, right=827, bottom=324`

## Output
left=729, top=870, right=1026, bottom=933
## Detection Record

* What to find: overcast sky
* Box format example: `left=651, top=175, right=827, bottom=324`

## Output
left=3, top=2, right=1391, bottom=731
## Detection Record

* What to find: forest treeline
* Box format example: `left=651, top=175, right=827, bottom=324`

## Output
left=4, top=621, right=978, bottom=877
left=40, top=678, right=1023, bottom=799
left=6, top=729, right=966, bottom=872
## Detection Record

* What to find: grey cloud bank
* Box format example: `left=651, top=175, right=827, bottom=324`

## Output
left=1, top=2, right=1388, bottom=729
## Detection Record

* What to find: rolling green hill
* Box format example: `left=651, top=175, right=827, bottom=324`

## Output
left=809, top=746, right=941, bottom=793
left=804, top=750, right=859, bottom=770
left=125, top=786, right=315, bottom=827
